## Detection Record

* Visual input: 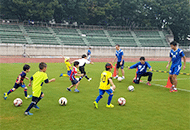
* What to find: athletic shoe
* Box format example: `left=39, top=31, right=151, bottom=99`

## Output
left=3, top=93, right=7, bottom=100
left=25, top=95, right=32, bottom=99
left=170, top=86, right=174, bottom=91
left=113, top=76, right=118, bottom=79
left=33, top=105, right=40, bottom=109
left=88, top=78, right=92, bottom=81
left=122, top=77, right=125, bottom=80
left=59, top=73, right=63, bottom=77
left=106, top=104, right=114, bottom=108
left=24, top=112, right=33, bottom=116
left=146, top=82, right=151, bottom=86
left=67, top=88, right=71, bottom=92
left=170, top=88, right=178, bottom=92
left=93, top=101, right=98, bottom=109
left=74, top=89, right=79, bottom=92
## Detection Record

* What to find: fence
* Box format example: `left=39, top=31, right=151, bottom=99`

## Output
left=0, top=43, right=172, bottom=58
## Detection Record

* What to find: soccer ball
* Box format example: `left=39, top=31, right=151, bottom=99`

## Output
left=117, top=77, right=123, bottom=81
left=128, top=85, right=135, bottom=92
left=76, top=78, right=79, bottom=81
left=13, top=98, right=23, bottom=107
left=59, top=97, right=67, bottom=106
left=118, top=97, right=126, bottom=106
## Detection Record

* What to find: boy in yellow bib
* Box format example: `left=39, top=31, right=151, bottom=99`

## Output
left=24, top=62, right=55, bottom=115
left=93, top=63, right=116, bottom=108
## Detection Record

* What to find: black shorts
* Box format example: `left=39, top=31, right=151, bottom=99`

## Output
left=32, top=92, right=43, bottom=102
left=71, top=79, right=78, bottom=85
left=13, top=83, right=26, bottom=89
left=79, top=66, right=86, bottom=75
left=116, top=61, right=124, bottom=69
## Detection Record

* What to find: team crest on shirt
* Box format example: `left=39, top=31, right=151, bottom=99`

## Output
left=138, top=65, right=142, bottom=69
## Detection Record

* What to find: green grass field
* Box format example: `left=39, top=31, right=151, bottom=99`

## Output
left=0, top=62, right=190, bottom=130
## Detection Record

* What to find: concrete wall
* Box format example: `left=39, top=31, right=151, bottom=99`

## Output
left=0, top=43, right=171, bottom=58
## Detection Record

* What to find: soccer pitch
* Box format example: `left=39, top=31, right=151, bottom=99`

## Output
left=0, top=62, right=189, bottom=130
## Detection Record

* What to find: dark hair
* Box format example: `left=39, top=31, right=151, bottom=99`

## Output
left=39, top=62, right=47, bottom=70
left=140, top=57, right=145, bottom=61
left=74, top=61, right=79, bottom=66
left=23, top=64, right=30, bottom=71
left=89, top=47, right=91, bottom=49
left=105, top=63, right=112, bottom=71
left=115, top=44, right=120, bottom=47
left=82, top=54, right=87, bottom=58
left=170, top=41, right=177, bottom=46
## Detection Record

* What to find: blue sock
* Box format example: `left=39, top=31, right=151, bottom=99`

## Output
left=95, top=95, right=102, bottom=103
left=24, top=89, right=27, bottom=97
left=107, top=94, right=113, bottom=105
left=7, top=89, right=13, bottom=95
left=25, top=102, right=35, bottom=112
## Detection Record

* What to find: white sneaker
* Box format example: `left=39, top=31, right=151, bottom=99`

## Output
left=122, top=77, right=125, bottom=80
left=88, top=78, right=92, bottom=81
left=113, top=76, right=118, bottom=79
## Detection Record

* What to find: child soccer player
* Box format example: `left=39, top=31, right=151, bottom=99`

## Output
left=93, top=63, right=116, bottom=109
left=87, top=47, right=91, bottom=61
left=112, top=44, right=125, bottom=80
left=128, top=57, right=153, bottom=85
left=4, top=64, right=32, bottom=100
left=77, top=54, right=93, bottom=81
left=24, top=62, right=55, bottom=115
left=67, top=61, right=84, bottom=92
left=60, top=56, right=72, bottom=77
left=166, top=41, right=186, bottom=92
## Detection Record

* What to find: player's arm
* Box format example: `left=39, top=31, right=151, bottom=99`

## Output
left=128, top=63, right=138, bottom=70
left=166, top=57, right=172, bottom=69
left=76, top=73, right=84, bottom=77
left=28, top=76, right=33, bottom=86
left=109, top=78, right=116, bottom=90
left=182, top=56, right=186, bottom=70
left=120, top=52, right=124, bottom=65
left=44, top=78, right=56, bottom=84
left=25, top=76, right=29, bottom=80
left=16, top=76, right=21, bottom=84
left=147, top=62, right=152, bottom=71
left=112, top=56, right=117, bottom=64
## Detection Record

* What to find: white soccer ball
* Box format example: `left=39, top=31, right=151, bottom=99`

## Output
left=13, top=98, right=23, bottom=107
left=117, top=77, right=123, bottom=81
left=128, top=85, right=135, bottom=92
left=59, top=97, right=67, bottom=106
left=118, top=97, right=126, bottom=106
left=76, top=78, right=79, bottom=81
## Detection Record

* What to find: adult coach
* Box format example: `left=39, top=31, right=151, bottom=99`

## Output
left=166, top=41, right=186, bottom=92
left=112, top=44, right=125, bottom=79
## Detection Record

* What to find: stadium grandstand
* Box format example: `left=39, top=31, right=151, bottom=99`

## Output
left=0, top=19, right=173, bottom=47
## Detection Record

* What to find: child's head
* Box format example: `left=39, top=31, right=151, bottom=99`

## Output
left=65, top=57, right=70, bottom=62
left=170, top=41, right=177, bottom=50
left=115, top=44, right=120, bottom=50
left=74, top=61, right=79, bottom=68
left=140, top=57, right=145, bottom=64
left=39, top=62, right=47, bottom=72
left=105, top=63, right=112, bottom=71
left=23, top=64, right=30, bottom=72
left=82, top=54, right=87, bottom=59
left=89, top=47, right=91, bottom=50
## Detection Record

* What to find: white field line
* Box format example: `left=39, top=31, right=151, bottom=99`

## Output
left=152, top=78, right=190, bottom=81
left=141, top=82, right=190, bottom=93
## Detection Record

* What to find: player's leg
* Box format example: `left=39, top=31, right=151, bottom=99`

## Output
left=4, top=84, right=18, bottom=100
left=133, top=74, right=142, bottom=84
left=94, top=90, right=105, bottom=108
left=24, top=96, right=38, bottom=115
left=106, top=89, right=114, bottom=108
left=79, top=66, right=84, bottom=81
left=67, top=84, right=73, bottom=91
left=74, top=80, right=80, bottom=92
left=23, top=85, right=32, bottom=99
left=142, top=72, right=153, bottom=86
left=121, top=61, right=125, bottom=79
left=171, top=65, right=181, bottom=92
left=33, top=92, right=44, bottom=109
